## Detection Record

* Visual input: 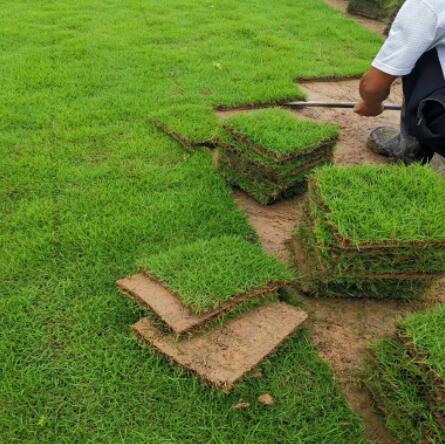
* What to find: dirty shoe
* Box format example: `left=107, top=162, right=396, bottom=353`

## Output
left=367, top=127, right=423, bottom=163
left=430, top=153, right=445, bottom=179
left=367, top=127, right=401, bottom=157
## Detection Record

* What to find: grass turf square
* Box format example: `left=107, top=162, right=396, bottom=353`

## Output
left=218, top=155, right=308, bottom=205
left=138, top=235, right=295, bottom=313
left=222, top=108, right=339, bottom=160
left=149, top=104, right=221, bottom=148
left=399, top=305, right=445, bottom=406
left=312, top=164, right=445, bottom=248
left=364, top=338, right=445, bottom=443
left=301, top=196, right=445, bottom=275
left=217, top=128, right=335, bottom=179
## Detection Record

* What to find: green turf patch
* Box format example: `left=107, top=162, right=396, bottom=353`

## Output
left=291, top=164, right=445, bottom=299
left=364, top=338, right=445, bottom=443
left=217, top=110, right=337, bottom=204
left=138, top=236, right=295, bottom=313
left=399, top=305, right=445, bottom=415
left=219, top=155, right=308, bottom=204
left=217, top=128, right=335, bottom=178
left=223, top=108, right=339, bottom=160
left=219, top=149, right=315, bottom=191
left=400, top=305, right=445, bottom=381
left=313, top=164, right=445, bottom=247
left=302, top=195, right=445, bottom=275
left=149, top=104, right=221, bottom=148
left=219, top=148, right=331, bottom=188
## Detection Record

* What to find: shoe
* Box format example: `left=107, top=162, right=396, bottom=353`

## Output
left=367, top=127, right=401, bottom=157
left=367, top=127, right=423, bottom=163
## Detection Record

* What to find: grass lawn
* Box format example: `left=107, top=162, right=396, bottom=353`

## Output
left=1, top=0, right=381, bottom=441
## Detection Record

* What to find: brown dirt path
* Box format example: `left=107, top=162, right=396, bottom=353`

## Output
left=216, top=3, right=444, bottom=443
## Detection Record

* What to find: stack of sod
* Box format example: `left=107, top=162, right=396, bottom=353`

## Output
left=293, top=164, right=445, bottom=299
left=364, top=305, right=445, bottom=442
left=137, top=235, right=295, bottom=315
left=217, top=108, right=339, bottom=205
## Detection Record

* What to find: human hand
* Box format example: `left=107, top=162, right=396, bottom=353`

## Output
left=354, top=100, right=384, bottom=117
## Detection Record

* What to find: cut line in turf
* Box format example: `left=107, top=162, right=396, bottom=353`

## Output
left=117, top=273, right=280, bottom=335
left=148, top=117, right=213, bottom=150
left=133, top=301, right=308, bottom=392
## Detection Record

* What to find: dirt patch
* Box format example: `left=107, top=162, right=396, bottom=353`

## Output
left=117, top=274, right=280, bottom=335
left=133, top=301, right=307, bottom=391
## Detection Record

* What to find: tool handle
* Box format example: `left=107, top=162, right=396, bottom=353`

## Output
left=285, top=101, right=402, bottom=111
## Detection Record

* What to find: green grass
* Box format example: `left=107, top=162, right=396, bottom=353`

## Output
left=138, top=236, right=294, bottom=313
left=314, top=164, right=445, bottom=245
left=219, top=149, right=319, bottom=191
left=0, top=0, right=382, bottom=440
left=149, top=104, right=221, bottom=147
left=223, top=108, right=339, bottom=158
left=400, top=305, right=445, bottom=386
left=218, top=128, right=335, bottom=177
left=364, top=338, right=445, bottom=443
left=294, top=187, right=440, bottom=299
left=219, top=157, right=308, bottom=204
left=302, top=192, right=445, bottom=275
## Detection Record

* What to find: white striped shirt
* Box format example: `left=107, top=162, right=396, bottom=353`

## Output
left=373, top=0, right=445, bottom=78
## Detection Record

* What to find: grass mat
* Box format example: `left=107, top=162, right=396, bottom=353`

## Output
left=139, top=236, right=294, bottom=313
left=223, top=108, right=339, bottom=159
left=313, top=164, right=445, bottom=246
left=0, top=0, right=382, bottom=440
left=400, top=305, right=445, bottom=402
left=220, top=159, right=308, bottom=204
left=365, top=338, right=445, bottom=443
left=218, top=149, right=322, bottom=190
left=301, top=197, right=445, bottom=275
left=218, top=128, right=335, bottom=178
left=296, top=221, right=432, bottom=300
left=149, top=104, right=221, bottom=148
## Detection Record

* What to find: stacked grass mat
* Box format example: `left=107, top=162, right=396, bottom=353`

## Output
left=217, top=108, right=339, bottom=205
left=292, top=164, right=445, bottom=299
left=364, top=305, right=445, bottom=443
left=137, top=235, right=294, bottom=316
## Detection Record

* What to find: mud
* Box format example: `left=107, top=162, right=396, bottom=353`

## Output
left=133, top=301, right=307, bottom=392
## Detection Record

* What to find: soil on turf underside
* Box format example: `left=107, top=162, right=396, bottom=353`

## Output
left=217, top=72, right=444, bottom=444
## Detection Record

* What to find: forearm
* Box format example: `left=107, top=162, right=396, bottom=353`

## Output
left=354, top=67, right=397, bottom=116
left=359, top=68, right=396, bottom=105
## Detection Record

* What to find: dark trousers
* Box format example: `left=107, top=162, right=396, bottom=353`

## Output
left=403, top=48, right=445, bottom=161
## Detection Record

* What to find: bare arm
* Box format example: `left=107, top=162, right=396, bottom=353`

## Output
left=354, top=67, right=397, bottom=116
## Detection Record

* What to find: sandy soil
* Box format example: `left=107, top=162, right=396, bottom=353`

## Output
left=133, top=302, right=307, bottom=392
left=216, top=3, right=444, bottom=442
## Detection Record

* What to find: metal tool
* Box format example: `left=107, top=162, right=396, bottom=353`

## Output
left=284, top=101, right=402, bottom=111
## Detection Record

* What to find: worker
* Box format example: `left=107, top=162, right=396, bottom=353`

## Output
left=354, top=0, right=445, bottom=175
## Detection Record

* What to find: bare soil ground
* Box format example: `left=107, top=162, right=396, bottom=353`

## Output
left=133, top=302, right=307, bottom=392
left=217, top=3, right=444, bottom=442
